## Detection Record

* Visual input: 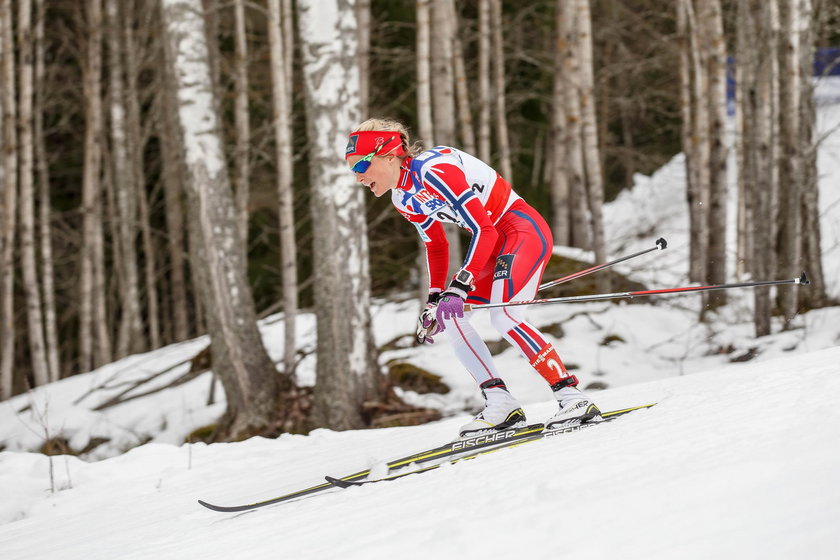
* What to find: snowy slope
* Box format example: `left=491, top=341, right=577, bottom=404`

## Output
left=1, top=347, right=839, bottom=559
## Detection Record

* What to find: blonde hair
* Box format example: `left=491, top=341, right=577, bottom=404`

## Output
left=352, top=118, right=424, bottom=158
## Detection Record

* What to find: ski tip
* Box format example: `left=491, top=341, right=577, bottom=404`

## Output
left=197, top=499, right=235, bottom=512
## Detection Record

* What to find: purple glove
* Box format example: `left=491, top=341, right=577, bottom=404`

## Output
left=435, top=292, right=465, bottom=330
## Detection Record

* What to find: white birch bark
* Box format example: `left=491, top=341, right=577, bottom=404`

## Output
left=34, top=0, right=60, bottom=381
left=561, top=1, right=589, bottom=250
left=108, top=0, right=144, bottom=358
left=797, top=0, right=825, bottom=308
left=159, top=64, right=190, bottom=343
left=430, top=0, right=455, bottom=146
left=778, top=0, right=803, bottom=325
left=477, top=0, right=491, bottom=162
left=1, top=0, right=18, bottom=397
left=489, top=0, right=512, bottom=180
left=18, top=0, right=51, bottom=387
left=356, top=0, right=370, bottom=116
left=575, top=0, right=608, bottom=292
left=297, top=0, right=378, bottom=429
left=416, top=0, right=434, bottom=301
left=233, top=0, right=250, bottom=255
left=703, top=0, right=729, bottom=305
left=161, top=0, right=280, bottom=436
left=416, top=0, right=434, bottom=144
left=268, top=0, right=298, bottom=378
left=448, top=0, right=475, bottom=154
left=550, top=0, right=569, bottom=245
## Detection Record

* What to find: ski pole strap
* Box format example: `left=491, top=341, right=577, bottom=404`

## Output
left=468, top=273, right=810, bottom=311
left=539, top=237, right=667, bottom=292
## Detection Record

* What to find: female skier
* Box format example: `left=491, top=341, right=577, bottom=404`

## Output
left=346, top=119, right=601, bottom=437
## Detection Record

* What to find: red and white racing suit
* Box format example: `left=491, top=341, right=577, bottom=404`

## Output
left=393, top=146, right=578, bottom=391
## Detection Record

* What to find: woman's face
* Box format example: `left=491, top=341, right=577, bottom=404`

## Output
left=348, top=154, right=401, bottom=198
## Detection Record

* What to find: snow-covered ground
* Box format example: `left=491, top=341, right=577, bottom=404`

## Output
left=1, top=78, right=839, bottom=558
left=1, top=348, right=839, bottom=559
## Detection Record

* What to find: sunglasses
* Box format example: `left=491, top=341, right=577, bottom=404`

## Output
left=350, top=136, right=396, bottom=174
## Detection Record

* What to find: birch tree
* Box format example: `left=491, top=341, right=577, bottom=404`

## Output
left=1, top=0, right=18, bottom=397
left=416, top=0, right=433, bottom=148
left=268, top=0, right=298, bottom=378
left=560, top=1, right=590, bottom=250
left=550, top=0, right=569, bottom=246
left=233, top=0, right=250, bottom=254
left=679, top=0, right=711, bottom=286
left=297, top=0, right=380, bottom=430
left=489, top=0, right=512, bottom=180
left=778, top=0, right=804, bottom=326
left=158, top=57, right=191, bottom=343
left=679, top=0, right=728, bottom=309
left=416, top=0, right=433, bottom=301
left=449, top=0, right=475, bottom=154
left=477, top=0, right=491, bottom=163
left=575, top=0, right=609, bottom=292
left=107, top=0, right=144, bottom=358
left=34, top=0, right=60, bottom=381
left=738, top=0, right=779, bottom=336
left=796, top=0, right=825, bottom=310
left=18, top=0, right=51, bottom=387
left=79, top=0, right=111, bottom=372
left=704, top=0, right=729, bottom=308
left=161, top=0, right=287, bottom=437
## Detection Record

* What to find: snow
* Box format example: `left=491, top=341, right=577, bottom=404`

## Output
left=1, top=79, right=840, bottom=559
left=1, top=348, right=839, bottom=559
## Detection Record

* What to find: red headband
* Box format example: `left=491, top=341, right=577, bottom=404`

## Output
left=345, top=131, right=405, bottom=159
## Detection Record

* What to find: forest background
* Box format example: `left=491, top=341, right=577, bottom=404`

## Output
left=1, top=0, right=838, bottom=441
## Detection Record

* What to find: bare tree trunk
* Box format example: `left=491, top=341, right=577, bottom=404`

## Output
left=79, top=0, right=109, bottom=372
left=161, top=0, right=286, bottom=438
left=735, top=6, right=751, bottom=281
left=18, top=0, right=50, bottom=387
left=561, top=0, right=589, bottom=250
left=297, top=0, right=380, bottom=430
left=703, top=0, right=729, bottom=308
left=489, top=0, right=512, bottom=180
left=430, top=0, right=455, bottom=146
left=416, top=0, right=434, bottom=300
left=107, top=0, right=144, bottom=359
left=448, top=0, right=475, bottom=154
left=477, top=0, right=491, bottom=163
left=158, top=58, right=190, bottom=343
left=430, top=0, right=461, bottom=277
left=416, top=0, right=433, bottom=145
left=268, top=0, right=298, bottom=378
left=233, top=0, right=250, bottom=256
left=777, top=0, right=803, bottom=326
left=124, top=0, right=161, bottom=350
left=34, top=0, right=60, bottom=381
left=356, top=0, right=370, bottom=116
left=680, top=0, right=711, bottom=285
left=739, top=0, right=778, bottom=336
left=575, top=0, right=608, bottom=292
left=1, top=0, right=18, bottom=397
left=797, top=0, right=825, bottom=308
left=550, top=0, right=569, bottom=246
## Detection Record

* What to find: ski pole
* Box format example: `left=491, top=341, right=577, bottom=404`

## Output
left=539, top=237, right=668, bottom=291
left=467, top=273, right=810, bottom=311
